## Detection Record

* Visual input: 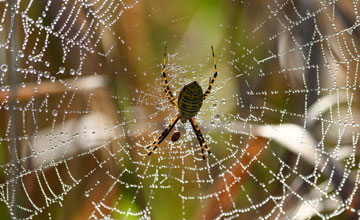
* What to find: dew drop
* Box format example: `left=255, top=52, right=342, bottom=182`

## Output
left=17, top=50, right=24, bottom=58
left=1, top=64, right=8, bottom=72
left=36, top=17, right=43, bottom=24
left=52, top=110, right=58, bottom=117
left=58, top=66, right=65, bottom=74
left=44, top=71, right=50, bottom=78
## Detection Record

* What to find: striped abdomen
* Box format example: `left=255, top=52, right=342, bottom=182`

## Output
left=178, top=81, right=203, bottom=120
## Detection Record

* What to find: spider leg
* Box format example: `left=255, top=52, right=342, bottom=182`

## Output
left=203, top=46, right=218, bottom=101
left=162, top=46, right=179, bottom=110
left=190, top=118, right=211, bottom=159
left=147, top=115, right=180, bottom=156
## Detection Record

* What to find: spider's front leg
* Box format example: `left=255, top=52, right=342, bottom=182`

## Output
left=203, top=46, right=218, bottom=101
left=161, top=46, right=179, bottom=110
left=147, top=115, right=180, bottom=156
left=190, top=118, right=211, bottom=159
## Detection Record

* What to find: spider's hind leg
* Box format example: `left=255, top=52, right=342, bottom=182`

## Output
left=189, top=118, right=211, bottom=159
left=147, top=115, right=180, bottom=156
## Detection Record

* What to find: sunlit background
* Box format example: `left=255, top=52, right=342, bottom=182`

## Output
left=0, top=0, right=360, bottom=219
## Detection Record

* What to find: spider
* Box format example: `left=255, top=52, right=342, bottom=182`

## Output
left=147, top=46, right=218, bottom=159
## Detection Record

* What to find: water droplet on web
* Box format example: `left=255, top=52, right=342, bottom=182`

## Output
left=0, top=25, right=3, bottom=32
left=58, top=66, right=65, bottom=74
left=1, top=64, right=8, bottom=72
left=50, top=76, right=56, bottom=82
left=70, top=69, right=75, bottom=75
left=221, top=98, right=226, bottom=104
left=45, top=61, right=50, bottom=67
left=36, top=17, right=43, bottom=24
left=17, top=50, right=24, bottom=58
left=44, top=71, right=50, bottom=78
left=52, top=110, right=58, bottom=117
left=214, top=114, right=221, bottom=120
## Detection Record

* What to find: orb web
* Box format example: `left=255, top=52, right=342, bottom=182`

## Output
left=0, top=0, right=360, bottom=219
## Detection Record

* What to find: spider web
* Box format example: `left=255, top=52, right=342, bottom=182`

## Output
left=1, top=0, right=360, bottom=219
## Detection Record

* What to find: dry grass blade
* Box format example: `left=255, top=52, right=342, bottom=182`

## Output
left=0, top=75, right=109, bottom=102
left=196, top=137, right=268, bottom=219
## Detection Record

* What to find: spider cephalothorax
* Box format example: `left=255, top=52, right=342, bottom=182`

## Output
left=146, top=46, right=218, bottom=159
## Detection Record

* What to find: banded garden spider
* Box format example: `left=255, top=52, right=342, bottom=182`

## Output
left=147, top=46, right=218, bottom=159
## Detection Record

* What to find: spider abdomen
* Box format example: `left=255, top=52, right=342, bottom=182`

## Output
left=178, top=81, right=203, bottom=120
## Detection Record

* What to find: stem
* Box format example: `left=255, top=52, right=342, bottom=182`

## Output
left=7, top=0, right=19, bottom=219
